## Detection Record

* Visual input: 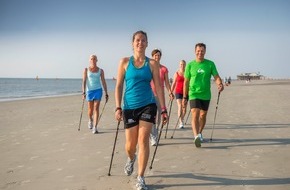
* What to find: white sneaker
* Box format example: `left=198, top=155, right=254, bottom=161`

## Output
left=136, top=176, right=148, bottom=190
left=88, top=120, right=93, bottom=129
left=179, top=123, right=184, bottom=129
left=92, top=127, right=98, bottom=134
left=124, top=155, right=136, bottom=176
left=150, top=135, right=157, bottom=146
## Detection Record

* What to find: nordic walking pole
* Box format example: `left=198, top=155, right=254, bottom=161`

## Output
left=149, top=122, right=166, bottom=170
left=170, top=114, right=182, bottom=139
left=96, top=101, right=107, bottom=126
left=78, top=98, right=85, bottom=131
left=164, top=99, right=173, bottom=139
left=185, top=109, right=190, bottom=124
left=108, top=121, right=121, bottom=176
left=210, top=92, right=221, bottom=142
left=156, top=100, right=171, bottom=132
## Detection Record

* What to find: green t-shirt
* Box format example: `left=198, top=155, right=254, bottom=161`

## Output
left=184, top=59, right=218, bottom=100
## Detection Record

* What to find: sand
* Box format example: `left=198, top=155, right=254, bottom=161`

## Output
left=0, top=80, right=290, bottom=190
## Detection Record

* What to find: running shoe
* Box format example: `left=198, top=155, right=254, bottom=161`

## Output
left=150, top=134, right=157, bottom=146
left=88, top=120, right=93, bottom=129
left=198, top=133, right=204, bottom=142
left=136, top=176, right=148, bottom=190
left=124, top=155, right=136, bottom=176
left=92, top=127, right=98, bottom=134
left=179, top=123, right=184, bottom=129
left=194, top=136, right=201, bottom=148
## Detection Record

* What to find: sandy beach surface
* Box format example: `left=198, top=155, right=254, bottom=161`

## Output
left=1, top=80, right=290, bottom=190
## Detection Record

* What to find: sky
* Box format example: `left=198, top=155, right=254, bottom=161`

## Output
left=1, top=0, right=290, bottom=79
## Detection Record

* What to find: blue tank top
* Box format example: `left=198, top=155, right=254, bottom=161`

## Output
left=123, top=56, right=156, bottom=109
left=86, top=68, right=102, bottom=91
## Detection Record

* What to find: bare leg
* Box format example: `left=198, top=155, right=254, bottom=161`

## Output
left=137, top=121, right=152, bottom=177
left=87, top=101, right=94, bottom=121
left=125, top=126, right=138, bottom=160
left=182, top=102, right=187, bottom=123
left=176, top=99, right=183, bottom=123
left=199, top=110, right=207, bottom=133
left=93, top=100, right=100, bottom=127
left=191, top=108, right=200, bottom=137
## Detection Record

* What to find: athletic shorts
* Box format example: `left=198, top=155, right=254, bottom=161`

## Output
left=123, top=103, right=157, bottom=129
left=175, top=93, right=188, bottom=100
left=86, top=88, right=102, bottom=101
left=190, top=99, right=210, bottom=111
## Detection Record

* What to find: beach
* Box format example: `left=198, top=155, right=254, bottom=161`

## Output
left=0, top=80, right=290, bottom=190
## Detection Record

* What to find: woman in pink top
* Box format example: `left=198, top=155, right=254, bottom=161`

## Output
left=171, top=60, right=187, bottom=129
left=150, top=49, right=174, bottom=146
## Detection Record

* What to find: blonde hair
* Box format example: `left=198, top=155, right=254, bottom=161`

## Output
left=90, top=54, right=97, bottom=59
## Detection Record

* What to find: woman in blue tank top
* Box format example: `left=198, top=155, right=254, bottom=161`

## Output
left=114, top=31, right=168, bottom=190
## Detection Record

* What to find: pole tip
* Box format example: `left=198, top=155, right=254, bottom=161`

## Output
left=108, top=173, right=111, bottom=176
left=149, top=166, right=152, bottom=170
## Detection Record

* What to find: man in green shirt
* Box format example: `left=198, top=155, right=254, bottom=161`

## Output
left=183, top=43, right=224, bottom=147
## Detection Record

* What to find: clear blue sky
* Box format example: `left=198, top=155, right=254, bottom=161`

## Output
left=1, top=0, right=290, bottom=79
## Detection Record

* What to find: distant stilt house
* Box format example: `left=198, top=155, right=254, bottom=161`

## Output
left=237, top=72, right=263, bottom=80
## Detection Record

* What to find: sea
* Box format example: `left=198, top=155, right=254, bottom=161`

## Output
left=0, top=78, right=116, bottom=102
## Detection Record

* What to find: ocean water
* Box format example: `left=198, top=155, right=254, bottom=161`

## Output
left=0, top=78, right=116, bottom=102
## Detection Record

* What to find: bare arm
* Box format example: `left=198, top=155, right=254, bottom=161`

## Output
left=214, top=75, right=224, bottom=92
left=100, top=69, right=109, bottom=102
left=182, top=77, right=189, bottom=107
left=151, top=59, right=168, bottom=123
left=164, top=72, right=172, bottom=94
left=114, top=57, right=128, bottom=121
left=170, top=72, right=177, bottom=94
left=82, top=68, right=87, bottom=98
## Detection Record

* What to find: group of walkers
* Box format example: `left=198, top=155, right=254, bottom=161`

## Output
left=81, top=30, right=224, bottom=190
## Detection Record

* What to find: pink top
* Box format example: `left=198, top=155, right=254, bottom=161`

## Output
left=150, top=65, right=168, bottom=96
left=175, top=72, right=184, bottom=94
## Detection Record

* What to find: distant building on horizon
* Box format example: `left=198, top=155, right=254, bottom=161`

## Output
left=237, top=72, right=264, bottom=80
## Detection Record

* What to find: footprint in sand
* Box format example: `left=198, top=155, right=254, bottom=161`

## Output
left=251, top=170, right=263, bottom=177
left=30, top=156, right=39, bottom=160
left=232, top=159, right=247, bottom=168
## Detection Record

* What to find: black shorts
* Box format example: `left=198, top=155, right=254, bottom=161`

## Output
left=175, top=93, right=183, bottom=99
left=190, top=99, right=210, bottom=111
left=123, top=103, right=157, bottom=129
